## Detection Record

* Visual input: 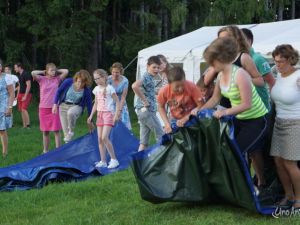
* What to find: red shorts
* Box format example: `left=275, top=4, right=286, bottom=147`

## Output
left=96, top=111, right=114, bottom=127
left=17, top=93, right=32, bottom=111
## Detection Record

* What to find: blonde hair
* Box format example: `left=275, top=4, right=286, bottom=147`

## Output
left=218, top=25, right=250, bottom=54
left=93, top=69, right=109, bottom=96
left=45, top=63, right=56, bottom=76
left=73, top=69, right=92, bottom=88
left=110, top=62, right=124, bottom=74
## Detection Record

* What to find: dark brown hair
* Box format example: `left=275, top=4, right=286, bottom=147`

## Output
left=110, top=62, right=124, bottom=74
left=147, top=56, right=161, bottom=66
left=167, top=66, right=185, bottom=83
left=272, top=44, right=299, bottom=66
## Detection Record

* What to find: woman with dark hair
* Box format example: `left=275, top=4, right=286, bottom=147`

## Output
left=270, top=44, right=300, bottom=209
left=52, top=70, right=93, bottom=143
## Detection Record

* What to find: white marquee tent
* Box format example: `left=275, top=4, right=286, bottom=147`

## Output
left=136, top=19, right=300, bottom=82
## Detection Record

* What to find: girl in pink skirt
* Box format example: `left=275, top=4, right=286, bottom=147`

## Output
left=32, top=63, right=68, bottom=153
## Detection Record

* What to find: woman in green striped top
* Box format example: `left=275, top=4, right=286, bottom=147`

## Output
left=192, top=37, right=268, bottom=190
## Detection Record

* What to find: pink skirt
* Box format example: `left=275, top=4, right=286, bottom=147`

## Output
left=39, top=108, right=62, bottom=131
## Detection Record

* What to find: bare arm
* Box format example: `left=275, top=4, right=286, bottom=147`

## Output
left=57, top=69, right=69, bottom=80
left=31, top=70, right=44, bottom=81
left=112, top=93, right=121, bottom=124
left=203, top=66, right=218, bottom=86
left=112, top=93, right=120, bottom=113
left=87, top=101, right=97, bottom=123
left=22, top=80, right=31, bottom=101
left=132, top=80, right=148, bottom=106
left=241, top=53, right=264, bottom=87
left=158, top=103, right=172, bottom=133
left=201, top=80, right=222, bottom=110
left=119, top=87, right=128, bottom=110
left=15, top=84, right=20, bottom=99
left=263, top=72, right=276, bottom=91
left=6, top=84, right=15, bottom=116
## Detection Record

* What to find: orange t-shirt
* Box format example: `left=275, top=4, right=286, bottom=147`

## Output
left=157, top=80, right=202, bottom=119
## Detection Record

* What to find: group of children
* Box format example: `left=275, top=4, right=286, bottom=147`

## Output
left=0, top=62, right=132, bottom=169
left=132, top=55, right=213, bottom=151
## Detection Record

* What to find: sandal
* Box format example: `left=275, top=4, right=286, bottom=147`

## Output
left=276, top=197, right=294, bottom=209
left=292, top=200, right=300, bottom=210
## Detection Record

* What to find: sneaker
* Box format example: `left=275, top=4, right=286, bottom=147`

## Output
left=64, top=132, right=74, bottom=143
left=107, top=159, right=119, bottom=169
left=68, top=131, right=74, bottom=139
left=95, top=161, right=107, bottom=168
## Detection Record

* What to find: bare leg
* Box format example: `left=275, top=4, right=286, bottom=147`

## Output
left=22, top=110, right=30, bottom=126
left=43, top=131, right=50, bottom=153
left=97, top=126, right=107, bottom=163
left=274, top=157, right=294, bottom=202
left=138, top=144, right=147, bottom=151
left=250, top=151, right=266, bottom=186
left=0, top=130, right=8, bottom=156
left=284, top=160, right=300, bottom=207
left=102, top=126, right=116, bottom=160
left=21, top=111, right=26, bottom=127
left=54, top=131, right=61, bottom=148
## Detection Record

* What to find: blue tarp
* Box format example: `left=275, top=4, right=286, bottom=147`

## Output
left=0, top=122, right=139, bottom=191
left=0, top=110, right=279, bottom=215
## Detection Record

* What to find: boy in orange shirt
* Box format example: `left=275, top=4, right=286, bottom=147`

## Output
left=157, top=67, right=203, bottom=133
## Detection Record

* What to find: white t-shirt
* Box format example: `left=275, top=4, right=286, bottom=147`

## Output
left=2, top=74, right=14, bottom=86
left=6, top=74, right=19, bottom=90
left=93, top=85, right=116, bottom=112
left=271, top=69, right=300, bottom=119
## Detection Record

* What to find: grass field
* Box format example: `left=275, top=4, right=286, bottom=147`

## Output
left=0, top=95, right=298, bottom=225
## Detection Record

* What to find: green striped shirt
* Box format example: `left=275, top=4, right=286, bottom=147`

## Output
left=220, top=65, right=267, bottom=119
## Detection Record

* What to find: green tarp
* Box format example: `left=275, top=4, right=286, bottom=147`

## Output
left=131, top=110, right=278, bottom=214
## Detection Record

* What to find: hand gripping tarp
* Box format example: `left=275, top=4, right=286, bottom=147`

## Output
left=0, top=122, right=139, bottom=191
left=131, top=110, right=278, bottom=215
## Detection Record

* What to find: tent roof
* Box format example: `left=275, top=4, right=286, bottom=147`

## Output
left=138, top=19, right=300, bottom=60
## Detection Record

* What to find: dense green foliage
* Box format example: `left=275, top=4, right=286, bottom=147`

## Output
left=0, top=0, right=299, bottom=78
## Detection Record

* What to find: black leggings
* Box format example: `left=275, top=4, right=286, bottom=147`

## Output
left=233, top=116, right=267, bottom=154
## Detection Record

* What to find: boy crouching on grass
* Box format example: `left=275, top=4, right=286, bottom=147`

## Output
left=157, top=66, right=203, bottom=134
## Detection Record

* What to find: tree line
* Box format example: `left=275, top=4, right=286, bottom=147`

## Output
left=0, top=0, right=299, bottom=78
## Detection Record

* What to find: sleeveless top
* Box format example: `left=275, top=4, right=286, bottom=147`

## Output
left=219, top=65, right=267, bottom=120
left=233, top=53, right=243, bottom=67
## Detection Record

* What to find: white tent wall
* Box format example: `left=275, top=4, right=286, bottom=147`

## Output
left=136, top=19, right=300, bottom=83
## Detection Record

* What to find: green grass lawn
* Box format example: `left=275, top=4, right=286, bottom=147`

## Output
left=0, top=96, right=297, bottom=225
